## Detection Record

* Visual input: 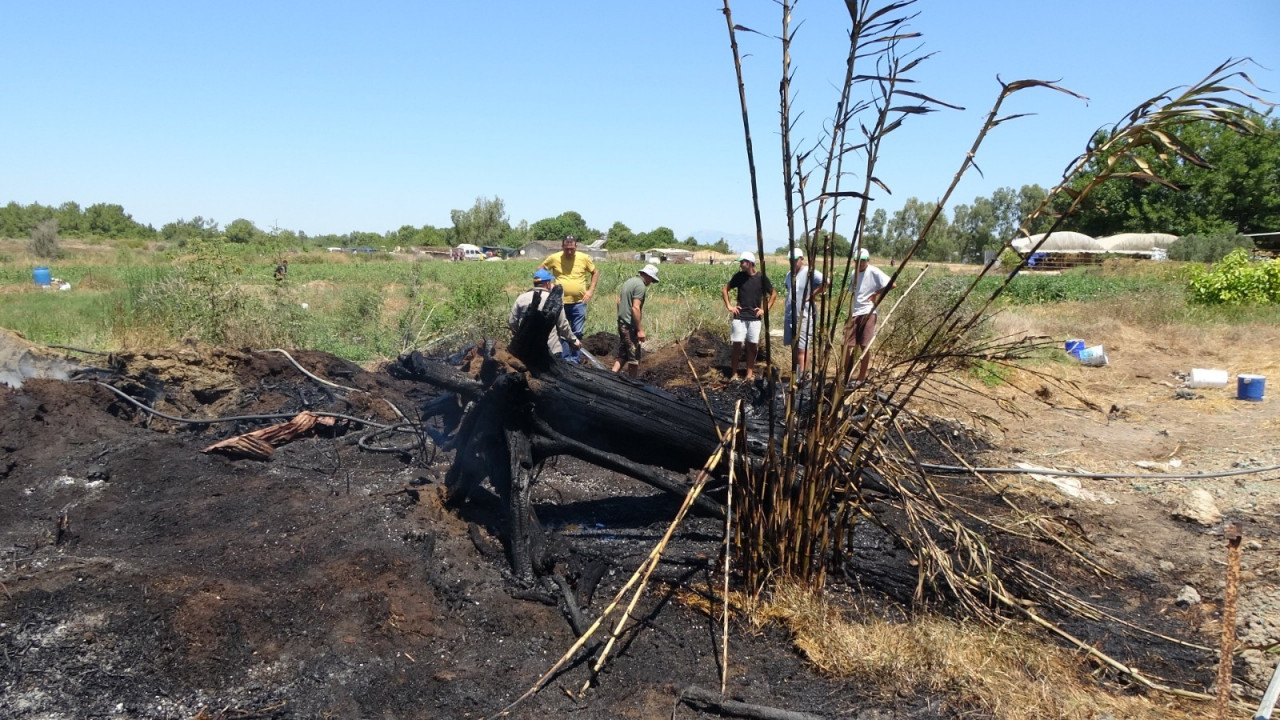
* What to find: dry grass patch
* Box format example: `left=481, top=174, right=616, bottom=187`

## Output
left=752, top=582, right=1200, bottom=720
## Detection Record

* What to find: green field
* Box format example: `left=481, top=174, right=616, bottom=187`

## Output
left=3, top=245, right=1278, bottom=363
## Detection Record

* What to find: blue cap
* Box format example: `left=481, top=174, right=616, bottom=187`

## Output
left=533, top=269, right=555, bottom=282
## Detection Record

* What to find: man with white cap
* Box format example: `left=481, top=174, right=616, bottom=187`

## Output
left=721, top=251, right=776, bottom=382
left=782, top=247, right=827, bottom=380
left=843, top=248, right=895, bottom=385
left=509, top=268, right=581, bottom=358
left=612, top=264, right=660, bottom=377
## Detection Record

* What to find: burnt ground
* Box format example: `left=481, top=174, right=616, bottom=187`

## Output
left=1, top=331, right=1276, bottom=719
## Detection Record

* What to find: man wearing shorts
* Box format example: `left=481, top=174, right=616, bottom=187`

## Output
left=844, top=248, right=895, bottom=385
left=612, top=264, right=659, bottom=378
left=721, top=251, right=776, bottom=382
left=782, top=248, right=826, bottom=380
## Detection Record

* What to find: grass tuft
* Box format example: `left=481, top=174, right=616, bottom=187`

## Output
left=755, top=582, right=1198, bottom=720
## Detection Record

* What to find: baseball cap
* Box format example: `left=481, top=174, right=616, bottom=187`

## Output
left=533, top=268, right=555, bottom=282
left=858, top=248, right=870, bottom=261
left=640, top=264, right=660, bottom=282
left=739, top=251, right=757, bottom=264
left=790, top=248, right=804, bottom=260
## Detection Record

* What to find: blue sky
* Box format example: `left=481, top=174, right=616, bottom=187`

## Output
left=2, top=1, right=1275, bottom=250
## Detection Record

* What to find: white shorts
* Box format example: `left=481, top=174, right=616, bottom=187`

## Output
left=794, top=312, right=815, bottom=351
left=730, top=318, right=761, bottom=344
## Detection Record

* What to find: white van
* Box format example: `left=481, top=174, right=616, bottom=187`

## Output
left=455, top=244, right=484, bottom=261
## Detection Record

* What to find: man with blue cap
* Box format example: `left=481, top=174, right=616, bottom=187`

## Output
left=509, top=268, right=581, bottom=358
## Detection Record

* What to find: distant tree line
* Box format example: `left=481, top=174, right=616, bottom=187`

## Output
left=0, top=195, right=733, bottom=255
left=776, top=111, right=1277, bottom=263
left=6, top=113, right=1270, bottom=260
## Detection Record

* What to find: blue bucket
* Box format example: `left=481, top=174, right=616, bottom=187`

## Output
left=1064, top=339, right=1085, bottom=358
left=1237, top=374, right=1266, bottom=402
left=33, top=266, right=52, bottom=286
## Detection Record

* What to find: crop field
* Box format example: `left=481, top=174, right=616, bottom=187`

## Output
left=4, top=243, right=1279, bottom=364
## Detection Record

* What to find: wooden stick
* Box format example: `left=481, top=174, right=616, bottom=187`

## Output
left=1218, top=524, right=1243, bottom=720
left=489, top=437, right=731, bottom=719
left=722, top=401, right=742, bottom=695
left=679, top=685, right=825, bottom=720
left=581, top=416, right=741, bottom=695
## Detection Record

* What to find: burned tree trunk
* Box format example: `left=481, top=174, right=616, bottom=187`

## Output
left=394, top=285, right=732, bottom=581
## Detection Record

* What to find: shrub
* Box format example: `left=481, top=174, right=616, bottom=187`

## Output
left=28, top=219, right=61, bottom=258
left=1167, top=233, right=1254, bottom=262
left=1187, top=248, right=1280, bottom=305
left=997, top=248, right=1022, bottom=269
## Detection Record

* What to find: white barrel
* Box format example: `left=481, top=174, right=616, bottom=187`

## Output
left=1188, top=368, right=1228, bottom=388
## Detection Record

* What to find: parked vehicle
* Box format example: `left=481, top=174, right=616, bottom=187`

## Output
left=456, top=244, right=484, bottom=261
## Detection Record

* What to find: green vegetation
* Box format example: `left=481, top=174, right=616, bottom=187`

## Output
left=1166, top=233, right=1255, bottom=262
left=0, top=195, right=735, bottom=257
left=5, top=246, right=1278, bottom=364
left=1057, top=111, right=1280, bottom=237
left=1187, top=248, right=1280, bottom=305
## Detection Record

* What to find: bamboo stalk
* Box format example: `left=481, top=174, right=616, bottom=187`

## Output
left=721, top=401, right=742, bottom=695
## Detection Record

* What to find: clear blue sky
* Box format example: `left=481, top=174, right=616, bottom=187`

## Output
left=2, top=1, right=1275, bottom=250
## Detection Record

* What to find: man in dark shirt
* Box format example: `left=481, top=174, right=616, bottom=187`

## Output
left=721, top=251, right=776, bottom=382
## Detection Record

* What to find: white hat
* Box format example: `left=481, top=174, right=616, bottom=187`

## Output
left=789, top=248, right=804, bottom=260
left=640, top=263, right=660, bottom=282
left=858, top=248, right=870, bottom=261
left=739, top=251, right=757, bottom=264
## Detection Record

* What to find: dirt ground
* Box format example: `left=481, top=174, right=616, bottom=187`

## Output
left=2, top=319, right=1279, bottom=719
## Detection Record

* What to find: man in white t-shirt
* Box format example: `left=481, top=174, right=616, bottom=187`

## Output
left=782, top=248, right=826, bottom=379
left=843, top=248, right=895, bottom=385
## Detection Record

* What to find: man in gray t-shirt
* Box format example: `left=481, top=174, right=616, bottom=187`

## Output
left=612, top=264, right=660, bottom=377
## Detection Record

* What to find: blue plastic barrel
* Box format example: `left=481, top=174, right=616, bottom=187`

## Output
left=1237, top=374, right=1266, bottom=402
left=33, top=266, right=52, bottom=286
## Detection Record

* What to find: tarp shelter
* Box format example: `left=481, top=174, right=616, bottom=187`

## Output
left=1010, top=231, right=1181, bottom=270
left=1011, top=232, right=1102, bottom=253
left=1096, top=233, right=1178, bottom=252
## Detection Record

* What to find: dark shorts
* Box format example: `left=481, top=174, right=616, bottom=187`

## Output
left=617, top=320, right=642, bottom=366
left=844, top=312, right=877, bottom=348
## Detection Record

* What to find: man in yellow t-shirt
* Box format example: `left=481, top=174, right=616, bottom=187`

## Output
left=539, top=235, right=600, bottom=363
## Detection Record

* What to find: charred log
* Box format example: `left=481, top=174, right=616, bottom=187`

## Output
left=395, top=285, right=745, bottom=580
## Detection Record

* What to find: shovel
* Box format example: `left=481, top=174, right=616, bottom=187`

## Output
left=578, top=347, right=608, bottom=370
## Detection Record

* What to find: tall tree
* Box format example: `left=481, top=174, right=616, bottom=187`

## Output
left=1057, top=112, right=1280, bottom=236
left=55, top=202, right=87, bottom=236
left=861, top=208, right=889, bottom=255
left=451, top=196, right=512, bottom=247
left=527, top=211, right=594, bottom=244
left=606, top=222, right=636, bottom=249
left=635, top=226, right=676, bottom=249
left=162, top=217, right=219, bottom=243
left=223, top=218, right=262, bottom=244
left=85, top=203, right=152, bottom=238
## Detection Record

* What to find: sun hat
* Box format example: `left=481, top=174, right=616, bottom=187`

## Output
left=858, top=248, right=870, bottom=261
left=739, top=251, right=757, bottom=264
left=640, top=264, right=660, bottom=282
left=790, top=248, right=804, bottom=260
left=533, top=268, right=555, bottom=282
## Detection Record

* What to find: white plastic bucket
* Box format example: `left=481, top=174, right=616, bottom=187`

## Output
left=1077, top=345, right=1108, bottom=367
left=1188, top=368, right=1228, bottom=388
